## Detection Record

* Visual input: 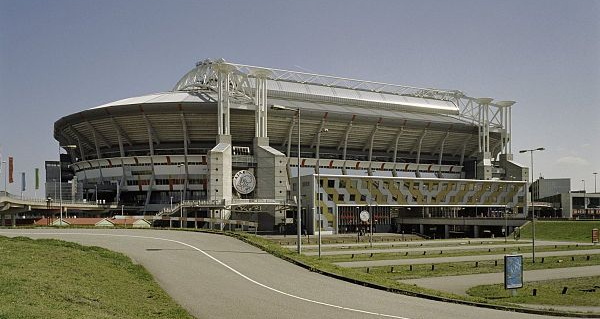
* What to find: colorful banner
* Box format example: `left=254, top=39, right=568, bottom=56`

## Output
left=8, top=157, right=13, bottom=184
left=35, top=168, right=40, bottom=190
left=21, top=172, right=26, bottom=192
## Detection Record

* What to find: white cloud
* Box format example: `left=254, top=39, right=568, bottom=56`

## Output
left=555, top=156, right=590, bottom=166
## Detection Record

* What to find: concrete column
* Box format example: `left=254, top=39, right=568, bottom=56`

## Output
left=444, top=224, right=450, bottom=239
left=1, top=214, right=4, bottom=226
left=419, top=224, right=424, bottom=234
left=11, top=213, right=16, bottom=227
left=473, top=225, right=480, bottom=238
left=254, top=137, right=288, bottom=231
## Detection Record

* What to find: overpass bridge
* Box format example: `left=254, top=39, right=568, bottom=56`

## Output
left=0, top=191, right=117, bottom=226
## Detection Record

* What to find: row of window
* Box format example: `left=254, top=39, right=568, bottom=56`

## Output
left=126, top=179, right=205, bottom=186
left=320, top=179, right=521, bottom=192
left=75, top=162, right=207, bottom=172
left=322, top=192, right=516, bottom=204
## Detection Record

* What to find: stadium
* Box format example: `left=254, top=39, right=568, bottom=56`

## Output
left=53, top=58, right=528, bottom=236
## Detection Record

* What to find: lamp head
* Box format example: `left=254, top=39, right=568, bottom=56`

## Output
left=519, top=150, right=527, bottom=153
left=270, top=104, right=296, bottom=112
left=536, top=147, right=545, bottom=151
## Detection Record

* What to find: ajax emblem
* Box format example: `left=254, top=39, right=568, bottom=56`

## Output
left=233, top=170, right=256, bottom=194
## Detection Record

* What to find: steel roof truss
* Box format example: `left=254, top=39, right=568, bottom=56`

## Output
left=142, top=114, right=161, bottom=146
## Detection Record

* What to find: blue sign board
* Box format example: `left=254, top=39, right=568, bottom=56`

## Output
left=504, top=254, right=523, bottom=289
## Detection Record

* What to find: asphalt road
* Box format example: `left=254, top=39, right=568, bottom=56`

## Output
left=0, top=229, right=579, bottom=319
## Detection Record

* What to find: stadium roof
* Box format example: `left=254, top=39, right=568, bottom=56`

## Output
left=90, top=91, right=472, bottom=127
left=173, top=59, right=462, bottom=116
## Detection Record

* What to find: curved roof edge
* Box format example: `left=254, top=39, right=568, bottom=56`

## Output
left=173, top=59, right=461, bottom=115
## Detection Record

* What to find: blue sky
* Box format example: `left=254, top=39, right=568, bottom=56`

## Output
left=1, top=0, right=599, bottom=196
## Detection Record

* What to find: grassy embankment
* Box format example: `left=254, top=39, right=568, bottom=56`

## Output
left=0, top=236, right=194, bottom=319
left=518, top=220, right=600, bottom=242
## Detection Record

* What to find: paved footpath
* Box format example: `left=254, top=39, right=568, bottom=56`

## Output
left=334, top=248, right=600, bottom=267
left=401, top=265, right=600, bottom=296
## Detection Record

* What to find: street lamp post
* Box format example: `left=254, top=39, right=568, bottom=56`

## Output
left=582, top=179, right=586, bottom=216
left=504, top=205, right=508, bottom=243
left=58, top=144, right=77, bottom=226
left=594, top=172, right=598, bottom=194
left=368, top=179, right=373, bottom=248
left=271, top=105, right=302, bottom=254
left=519, top=147, right=544, bottom=263
left=1, top=160, right=6, bottom=194
left=179, top=163, right=184, bottom=228
left=316, top=127, right=328, bottom=258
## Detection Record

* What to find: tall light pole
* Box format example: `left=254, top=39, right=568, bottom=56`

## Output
left=593, top=172, right=597, bottom=194
left=519, top=147, right=544, bottom=263
left=315, top=127, right=328, bottom=258
left=179, top=163, right=184, bottom=228
left=1, top=160, right=6, bottom=194
left=58, top=144, right=77, bottom=226
left=271, top=105, right=302, bottom=254
left=504, top=205, right=508, bottom=243
left=582, top=179, right=586, bottom=216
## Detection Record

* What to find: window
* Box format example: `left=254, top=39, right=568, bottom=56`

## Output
left=349, top=194, right=356, bottom=201
left=339, top=180, right=346, bottom=188
left=338, top=194, right=344, bottom=201
left=327, top=180, right=335, bottom=188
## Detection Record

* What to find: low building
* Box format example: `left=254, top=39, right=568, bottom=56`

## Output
left=533, top=178, right=600, bottom=218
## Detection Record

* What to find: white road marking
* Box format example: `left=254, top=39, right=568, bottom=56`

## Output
left=2, top=231, right=412, bottom=319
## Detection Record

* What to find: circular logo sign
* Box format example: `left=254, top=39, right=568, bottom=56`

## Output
left=359, top=210, right=370, bottom=222
left=233, top=170, right=256, bottom=195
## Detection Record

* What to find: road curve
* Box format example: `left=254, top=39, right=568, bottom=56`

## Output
left=0, top=229, right=575, bottom=319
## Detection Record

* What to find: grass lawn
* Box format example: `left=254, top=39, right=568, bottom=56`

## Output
left=0, top=236, right=194, bottom=319
left=519, top=221, right=600, bottom=242
left=467, top=276, right=600, bottom=307
left=357, top=255, right=600, bottom=280
left=319, top=244, right=595, bottom=263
